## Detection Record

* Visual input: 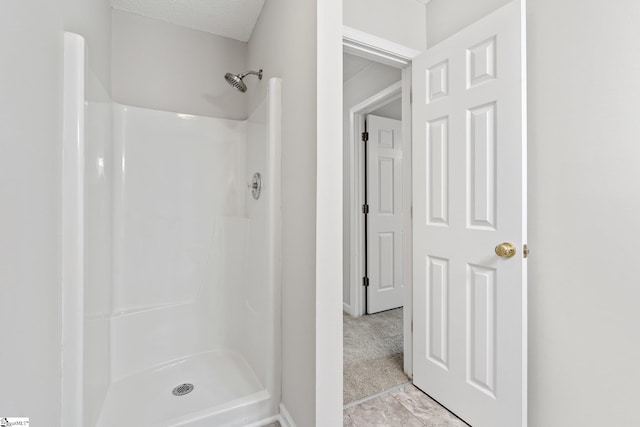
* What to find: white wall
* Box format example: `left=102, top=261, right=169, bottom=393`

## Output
left=111, top=10, right=248, bottom=119
left=0, top=1, right=63, bottom=424
left=342, top=59, right=401, bottom=308
left=344, top=0, right=428, bottom=51
left=426, top=0, right=640, bottom=425
left=247, top=1, right=318, bottom=425
left=64, top=0, right=112, bottom=101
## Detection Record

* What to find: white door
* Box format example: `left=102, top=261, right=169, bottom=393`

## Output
left=367, top=115, right=404, bottom=314
left=412, top=1, right=527, bottom=426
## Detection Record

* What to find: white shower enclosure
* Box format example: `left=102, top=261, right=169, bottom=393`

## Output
left=62, top=33, right=282, bottom=427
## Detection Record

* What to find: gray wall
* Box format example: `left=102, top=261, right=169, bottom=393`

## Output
left=343, top=58, right=401, bottom=308
left=247, top=1, right=318, bottom=425
left=427, top=1, right=640, bottom=425
left=0, top=1, right=64, bottom=424
left=111, top=10, right=248, bottom=119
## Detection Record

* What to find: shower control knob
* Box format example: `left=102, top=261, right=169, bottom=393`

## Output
left=250, top=172, right=262, bottom=200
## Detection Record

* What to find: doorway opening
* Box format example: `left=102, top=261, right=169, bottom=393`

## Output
left=342, top=45, right=412, bottom=405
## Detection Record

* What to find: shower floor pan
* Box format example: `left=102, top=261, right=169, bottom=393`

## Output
left=97, top=350, right=270, bottom=427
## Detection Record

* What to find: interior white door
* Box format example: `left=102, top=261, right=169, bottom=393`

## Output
left=412, top=1, right=527, bottom=426
left=367, top=115, right=404, bottom=314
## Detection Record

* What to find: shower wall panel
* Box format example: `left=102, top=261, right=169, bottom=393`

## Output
left=83, top=101, right=113, bottom=427
left=113, top=105, right=247, bottom=313
left=111, top=104, right=248, bottom=379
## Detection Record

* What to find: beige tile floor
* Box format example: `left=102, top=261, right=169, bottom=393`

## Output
left=344, top=384, right=468, bottom=427
left=263, top=384, right=468, bottom=426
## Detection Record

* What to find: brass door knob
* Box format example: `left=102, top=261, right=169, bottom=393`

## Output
left=495, top=242, right=516, bottom=258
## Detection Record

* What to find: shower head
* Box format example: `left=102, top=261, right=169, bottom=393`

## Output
left=224, top=69, right=263, bottom=93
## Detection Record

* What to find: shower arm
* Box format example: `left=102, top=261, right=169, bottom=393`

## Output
left=239, top=70, right=263, bottom=80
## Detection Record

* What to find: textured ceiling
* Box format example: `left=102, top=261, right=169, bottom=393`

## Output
left=110, top=0, right=266, bottom=42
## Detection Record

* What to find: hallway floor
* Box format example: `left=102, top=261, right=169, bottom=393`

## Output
left=343, top=308, right=408, bottom=403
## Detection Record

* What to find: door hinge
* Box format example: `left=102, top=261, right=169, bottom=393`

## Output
left=361, top=131, right=369, bottom=142
left=362, top=204, right=369, bottom=214
left=362, top=276, right=369, bottom=287
left=523, top=244, right=530, bottom=258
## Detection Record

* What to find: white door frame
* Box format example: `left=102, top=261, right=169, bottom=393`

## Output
left=343, top=25, right=419, bottom=376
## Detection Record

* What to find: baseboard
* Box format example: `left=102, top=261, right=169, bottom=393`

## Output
left=343, top=302, right=351, bottom=314
left=244, top=415, right=280, bottom=427
left=279, top=403, right=296, bottom=427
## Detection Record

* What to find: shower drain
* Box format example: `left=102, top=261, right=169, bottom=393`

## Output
left=172, top=383, right=194, bottom=396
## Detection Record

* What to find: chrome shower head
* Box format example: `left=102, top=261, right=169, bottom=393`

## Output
left=225, top=73, right=247, bottom=92
left=224, top=69, right=263, bottom=93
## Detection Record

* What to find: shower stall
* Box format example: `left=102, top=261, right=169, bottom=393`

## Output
left=62, top=33, right=282, bottom=427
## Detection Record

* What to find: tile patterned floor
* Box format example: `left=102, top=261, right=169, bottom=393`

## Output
left=344, top=384, right=468, bottom=427
left=261, top=384, right=467, bottom=426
